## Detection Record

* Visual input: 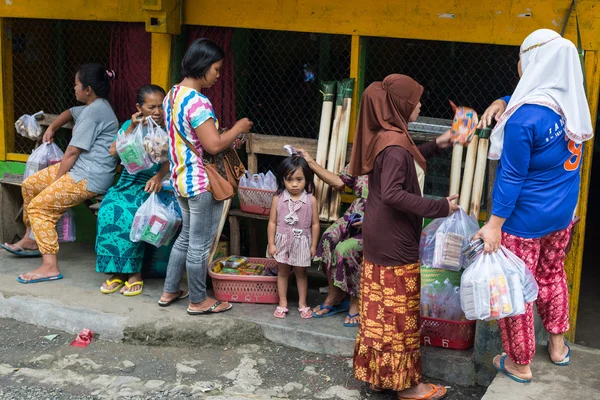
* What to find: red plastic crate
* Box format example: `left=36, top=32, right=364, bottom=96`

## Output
left=420, top=317, right=476, bottom=350
left=238, top=186, right=275, bottom=215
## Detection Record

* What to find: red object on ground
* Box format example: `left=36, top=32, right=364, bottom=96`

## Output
left=70, top=329, right=93, bottom=348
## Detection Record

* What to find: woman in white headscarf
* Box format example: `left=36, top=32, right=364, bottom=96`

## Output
left=475, top=29, right=593, bottom=383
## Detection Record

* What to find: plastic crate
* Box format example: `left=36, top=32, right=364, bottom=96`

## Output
left=420, top=317, right=476, bottom=350
left=238, top=186, right=275, bottom=215
left=208, top=257, right=279, bottom=304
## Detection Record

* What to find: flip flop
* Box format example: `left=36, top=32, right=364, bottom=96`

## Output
left=312, top=300, right=350, bottom=318
left=398, top=384, right=448, bottom=400
left=17, top=273, right=63, bottom=284
left=123, top=281, right=144, bottom=297
left=100, top=278, right=125, bottom=294
left=547, top=340, right=571, bottom=366
left=157, top=290, right=189, bottom=307
left=273, top=306, right=289, bottom=319
left=1, top=243, right=41, bottom=258
left=187, top=300, right=232, bottom=315
left=343, top=312, right=359, bottom=327
left=298, top=306, right=313, bottom=319
left=493, top=354, right=532, bottom=383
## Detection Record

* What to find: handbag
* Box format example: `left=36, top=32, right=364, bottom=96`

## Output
left=169, top=91, right=246, bottom=201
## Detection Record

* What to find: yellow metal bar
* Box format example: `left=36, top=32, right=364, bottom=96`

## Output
left=348, top=35, right=361, bottom=144
left=564, top=51, right=600, bottom=342
left=151, top=33, right=173, bottom=91
left=7, top=153, right=29, bottom=162
left=0, top=18, right=14, bottom=161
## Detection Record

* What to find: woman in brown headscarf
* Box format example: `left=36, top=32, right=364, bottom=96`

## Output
left=351, top=74, right=458, bottom=400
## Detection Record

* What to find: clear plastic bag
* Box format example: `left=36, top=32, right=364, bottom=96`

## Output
left=116, top=123, right=154, bottom=174
left=15, top=111, right=44, bottom=140
left=419, top=208, right=479, bottom=271
left=24, top=142, right=64, bottom=179
left=143, top=117, right=169, bottom=164
left=421, top=279, right=464, bottom=321
left=130, top=193, right=181, bottom=247
left=30, top=209, right=76, bottom=243
left=501, top=246, right=539, bottom=305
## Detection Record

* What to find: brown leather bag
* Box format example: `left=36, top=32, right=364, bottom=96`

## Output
left=169, top=91, right=245, bottom=201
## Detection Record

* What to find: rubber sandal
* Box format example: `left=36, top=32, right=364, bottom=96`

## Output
left=123, top=281, right=144, bottom=297
left=158, top=290, right=189, bottom=307
left=493, top=354, right=532, bottom=383
left=273, top=306, right=289, bottom=319
left=187, top=300, right=233, bottom=315
left=548, top=340, right=571, bottom=366
left=369, top=383, right=383, bottom=392
left=100, top=278, right=125, bottom=294
left=2, top=243, right=42, bottom=258
left=398, top=383, right=448, bottom=400
left=312, top=300, right=350, bottom=318
left=17, top=273, right=63, bottom=284
left=298, top=306, right=313, bottom=319
left=343, top=312, right=359, bottom=327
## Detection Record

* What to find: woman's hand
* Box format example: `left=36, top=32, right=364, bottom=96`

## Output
left=435, top=129, right=453, bottom=149
left=473, top=223, right=502, bottom=254
left=233, top=118, right=253, bottom=134
left=42, top=127, right=55, bottom=143
left=144, top=175, right=163, bottom=193
left=478, top=99, right=507, bottom=129
left=268, top=244, right=277, bottom=258
left=446, top=194, right=460, bottom=215
left=351, top=220, right=363, bottom=228
left=129, top=111, right=144, bottom=131
left=296, top=148, right=315, bottom=164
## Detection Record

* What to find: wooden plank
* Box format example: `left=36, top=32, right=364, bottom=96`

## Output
left=348, top=36, right=365, bottom=144
left=228, top=214, right=241, bottom=255
left=246, top=134, right=356, bottom=162
left=37, top=114, right=74, bottom=129
left=0, top=18, right=13, bottom=161
left=229, top=208, right=331, bottom=229
left=6, top=153, right=29, bottom=163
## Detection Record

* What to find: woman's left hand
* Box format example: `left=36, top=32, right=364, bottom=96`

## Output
left=436, top=129, right=453, bottom=149
left=473, top=223, right=502, bottom=254
left=145, top=175, right=163, bottom=193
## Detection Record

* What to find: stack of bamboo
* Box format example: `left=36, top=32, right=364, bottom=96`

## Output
left=314, top=78, right=355, bottom=222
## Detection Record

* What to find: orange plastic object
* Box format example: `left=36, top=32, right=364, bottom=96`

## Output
left=451, top=106, right=479, bottom=145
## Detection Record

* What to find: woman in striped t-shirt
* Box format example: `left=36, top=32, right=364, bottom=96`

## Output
left=159, top=38, right=252, bottom=314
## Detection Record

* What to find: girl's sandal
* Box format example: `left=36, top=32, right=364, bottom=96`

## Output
left=274, top=306, right=289, bottom=319
left=298, top=306, right=313, bottom=319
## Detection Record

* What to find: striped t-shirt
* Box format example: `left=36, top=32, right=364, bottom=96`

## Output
left=164, top=85, right=219, bottom=198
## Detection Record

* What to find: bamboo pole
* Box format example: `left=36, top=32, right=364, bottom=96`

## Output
left=314, top=82, right=336, bottom=204
left=470, top=128, right=490, bottom=217
left=449, top=144, right=463, bottom=199
left=459, top=135, right=479, bottom=211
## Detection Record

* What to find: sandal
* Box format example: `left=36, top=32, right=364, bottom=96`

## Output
left=298, top=306, right=313, bottom=319
left=158, top=290, right=189, bottom=307
left=274, top=306, right=289, bottom=319
left=547, top=340, right=571, bottom=366
left=493, top=354, right=532, bottom=383
left=123, top=281, right=144, bottom=297
left=100, top=278, right=125, bottom=294
left=397, top=384, right=448, bottom=400
left=343, top=312, right=359, bottom=327
left=187, top=300, right=232, bottom=315
left=2, top=243, right=42, bottom=258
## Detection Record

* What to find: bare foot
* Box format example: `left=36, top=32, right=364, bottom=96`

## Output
left=493, top=354, right=532, bottom=381
left=344, top=296, right=359, bottom=325
left=188, top=297, right=231, bottom=313
left=120, top=273, right=143, bottom=294
left=101, top=274, right=127, bottom=291
left=19, top=264, right=61, bottom=282
left=5, top=235, right=38, bottom=251
left=159, top=290, right=188, bottom=303
left=548, top=337, right=569, bottom=363
left=312, top=286, right=347, bottom=316
left=397, top=383, right=447, bottom=399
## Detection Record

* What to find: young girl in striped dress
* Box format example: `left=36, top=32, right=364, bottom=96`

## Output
left=268, top=156, right=320, bottom=319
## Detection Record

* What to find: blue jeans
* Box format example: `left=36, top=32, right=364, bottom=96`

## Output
left=163, top=191, right=223, bottom=303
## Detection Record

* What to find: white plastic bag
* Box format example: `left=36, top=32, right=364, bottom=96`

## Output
left=501, top=246, right=539, bottom=305
left=143, top=117, right=169, bottom=164
left=29, top=209, right=76, bottom=243
left=130, top=193, right=181, bottom=247
left=421, top=279, right=464, bottom=321
left=15, top=111, right=44, bottom=140
left=116, top=123, right=154, bottom=174
left=24, top=142, right=64, bottom=179
left=419, top=208, right=479, bottom=271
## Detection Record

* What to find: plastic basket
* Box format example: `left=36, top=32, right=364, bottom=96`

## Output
left=420, top=317, right=476, bottom=350
left=208, top=257, right=279, bottom=304
left=420, top=266, right=463, bottom=287
left=238, top=186, right=276, bottom=215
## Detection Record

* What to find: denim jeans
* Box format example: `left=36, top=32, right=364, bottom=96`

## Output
left=163, top=191, right=223, bottom=303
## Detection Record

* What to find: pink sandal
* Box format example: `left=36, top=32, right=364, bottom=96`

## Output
left=298, top=306, right=313, bottom=319
left=274, top=306, right=289, bottom=318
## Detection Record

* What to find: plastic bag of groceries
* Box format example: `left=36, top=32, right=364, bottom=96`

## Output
left=419, top=208, right=479, bottom=271
left=130, top=193, right=181, bottom=247
left=116, top=123, right=154, bottom=174
left=460, top=249, right=527, bottom=321
left=15, top=111, right=44, bottom=140
left=500, top=246, right=539, bottom=305
left=143, top=117, right=169, bottom=164
left=24, top=142, right=64, bottom=179
left=30, top=209, right=76, bottom=243
left=421, top=279, right=464, bottom=321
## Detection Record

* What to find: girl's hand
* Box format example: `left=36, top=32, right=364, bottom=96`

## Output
left=296, top=148, right=315, bottom=164
left=233, top=117, right=253, bottom=133
left=473, top=223, right=502, bottom=254
left=478, top=99, right=507, bottom=129
left=268, top=244, right=277, bottom=258
left=144, top=175, right=163, bottom=193
left=42, top=127, right=55, bottom=143
left=435, top=129, right=453, bottom=149
left=310, top=245, right=317, bottom=259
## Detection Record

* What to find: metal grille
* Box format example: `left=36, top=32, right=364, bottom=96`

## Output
left=9, top=18, right=150, bottom=155
left=365, top=37, right=520, bottom=198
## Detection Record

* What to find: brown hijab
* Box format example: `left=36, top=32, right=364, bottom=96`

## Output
left=348, top=74, right=426, bottom=176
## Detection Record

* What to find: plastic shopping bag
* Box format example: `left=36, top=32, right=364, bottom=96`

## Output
left=419, top=208, right=479, bottom=271
left=116, top=123, right=154, bottom=174
left=15, top=111, right=44, bottom=140
left=501, top=246, right=539, bottom=304
left=29, top=209, right=76, bottom=243
left=130, top=193, right=181, bottom=247
left=24, top=142, right=64, bottom=179
left=143, top=117, right=169, bottom=164
left=421, top=279, right=464, bottom=321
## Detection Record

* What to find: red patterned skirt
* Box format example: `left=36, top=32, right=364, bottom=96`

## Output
left=353, top=259, right=422, bottom=391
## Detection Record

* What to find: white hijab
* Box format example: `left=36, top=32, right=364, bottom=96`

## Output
left=488, top=29, right=593, bottom=160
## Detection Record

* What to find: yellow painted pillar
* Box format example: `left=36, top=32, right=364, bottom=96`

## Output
left=151, top=33, right=172, bottom=91
left=0, top=18, right=14, bottom=161
left=348, top=35, right=366, bottom=143
left=565, top=50, right=600, bottom=341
